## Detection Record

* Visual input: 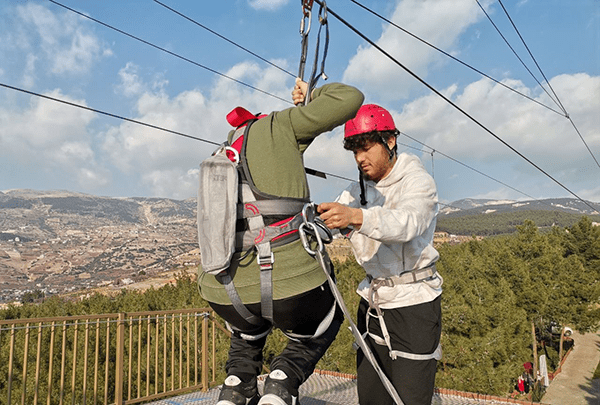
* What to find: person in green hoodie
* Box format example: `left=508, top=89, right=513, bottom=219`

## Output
left=198, top=78, right=364, bottom=405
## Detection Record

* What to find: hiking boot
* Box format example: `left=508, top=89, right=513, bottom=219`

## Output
left=216, top=375, right=260, bottom=405
left=258, top=370, right=298, bottom=405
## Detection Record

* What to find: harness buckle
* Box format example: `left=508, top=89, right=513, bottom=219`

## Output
left=257, top=252, right=274, bottom=269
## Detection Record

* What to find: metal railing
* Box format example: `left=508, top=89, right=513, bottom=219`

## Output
left=0, top=308, right=230, bottom=405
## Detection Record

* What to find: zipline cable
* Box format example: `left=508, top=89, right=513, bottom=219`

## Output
left=0, top=82, right=220, bottom=146
left=496, top=0, right=567, bottom=114
left=312, top=0, right=596, bottom=212
left=398, top=131, right=549, bottom=205
left=48, top=0, right=293, bottom=106
left=152, top=0, right=296, bottom=79
left=475, top=0, right=565, bottom=114
left=494, top=0, right=600, bottom=170
left=349, top=0, right=565, bottom=117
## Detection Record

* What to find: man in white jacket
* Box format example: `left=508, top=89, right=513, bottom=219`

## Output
left=318, top=104, right=443, bottom=405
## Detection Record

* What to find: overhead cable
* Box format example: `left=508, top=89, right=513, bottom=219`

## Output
left=153, top=0, right=296, bottom=79
left=312, top=0, right=596, bottom=211
left=48, top=0, right=293, bottom=106
left=0, top=82, right=219, bottom=146
left=349, top=0, right=565, bottom=117
left=398, top=132, right=548, bottom=205
left=494, top=0, right=600, bottom=170
left=496, top=0, right=567, bottom=114
left=475, top=0, right=565, bottom=114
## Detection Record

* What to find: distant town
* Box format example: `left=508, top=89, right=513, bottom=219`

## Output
left=0, top=190, right=200, bottom=305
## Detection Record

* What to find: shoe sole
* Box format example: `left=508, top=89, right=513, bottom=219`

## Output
left=257, top=393, right=297, bottom=405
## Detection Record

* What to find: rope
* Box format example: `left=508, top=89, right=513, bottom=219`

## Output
left=298, top=203, right=404, bottom=404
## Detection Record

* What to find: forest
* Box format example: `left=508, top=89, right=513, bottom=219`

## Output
left=436, top=209, right=600, bottom=236
left=1, top=216, right=599, bottom=400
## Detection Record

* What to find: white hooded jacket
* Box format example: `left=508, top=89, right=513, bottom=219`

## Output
left=336, top=152, right=443, bottom=309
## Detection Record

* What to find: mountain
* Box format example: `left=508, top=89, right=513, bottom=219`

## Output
left=439, top=198, right=600, bottom=217
left=436, top=197, right=600, bottom=237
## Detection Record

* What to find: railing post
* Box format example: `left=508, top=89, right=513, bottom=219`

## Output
left=115, top=313, right=125, bottom=405
left=201, top=314, right=209, bottom=392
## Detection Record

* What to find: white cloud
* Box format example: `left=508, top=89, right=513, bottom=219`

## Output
left=10, top=3, right=111, bottom=81
left=343, top=0, right=493, bottom=102
left=142, top=168, right=200, bottom=201
left=115, top=62, right=146, bottom=97
left=247, top=0, right=289, bottom=11
left=22, top=54, right=37, bottom=89
left=101, top=60, right=294, bottom=197
left=393, top=72, right=600, bottom=199
left=0, top=89, right=109, bottom=190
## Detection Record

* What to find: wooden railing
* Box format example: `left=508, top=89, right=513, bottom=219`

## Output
left=0, top=308, right=230, bottom=405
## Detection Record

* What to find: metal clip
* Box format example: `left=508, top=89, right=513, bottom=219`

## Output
left=299, top=221, right=323, bottom=256
left=299, top=9, right=312, bottom=36
left=256, top=253, right=274, bottom=269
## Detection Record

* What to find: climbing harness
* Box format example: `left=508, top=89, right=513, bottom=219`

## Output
left=298, top=203, right=405, bottom=405
left=365, top=268, right=443, bottom=361
left=198, top=109, right=309, bottom=327
left=298, top=0, right=329, bottom=105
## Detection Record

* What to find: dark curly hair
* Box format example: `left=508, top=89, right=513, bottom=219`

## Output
left=343, top=129, right=398, bottom=154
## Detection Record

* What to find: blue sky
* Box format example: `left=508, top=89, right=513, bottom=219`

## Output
left=0, top=0, right=599, bottom=205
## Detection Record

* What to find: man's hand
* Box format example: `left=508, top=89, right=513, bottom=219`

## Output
left=317, top=202, right=363, bottom=230
left=292, top=78, right=309, bottom=106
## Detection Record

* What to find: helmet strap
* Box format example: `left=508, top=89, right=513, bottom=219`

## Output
left=359, top=171, right=367, bottom=206
left=381, top=132, right=398, bottom=161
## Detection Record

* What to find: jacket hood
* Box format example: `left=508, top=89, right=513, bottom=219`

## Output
left=370, top=153, right=426, bottom=188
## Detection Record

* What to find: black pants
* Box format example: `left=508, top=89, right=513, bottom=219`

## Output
left=356, top=295, right=442, bottom=405
left=209, top=281, right=343, bottom=395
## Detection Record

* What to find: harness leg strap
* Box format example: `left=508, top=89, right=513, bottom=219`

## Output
left=218, top=273, right=263, bottom=326
left=257, top=242, right=274, bottom=323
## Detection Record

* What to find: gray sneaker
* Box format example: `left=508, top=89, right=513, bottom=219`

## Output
left=258, top=370, right=298, bottom=405
left=216, top=375, right=260, bottom=405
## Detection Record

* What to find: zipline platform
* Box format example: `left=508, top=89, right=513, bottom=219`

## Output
left=146, top=370, right=537, bottom=405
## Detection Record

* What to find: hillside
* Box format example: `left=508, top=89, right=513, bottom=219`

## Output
left=0, top=189, right=199, bottom=303
left=2, top=189, right=599, bottom=303
left=438, top=198, right=600, bottom=236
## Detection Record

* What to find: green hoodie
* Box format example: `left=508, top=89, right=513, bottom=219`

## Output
left=198, top=83, right=364, bottom=304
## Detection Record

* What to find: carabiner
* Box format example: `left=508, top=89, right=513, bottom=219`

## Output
left=302, top=202, right=317, bottom=226
left=299, top=9, right=312, bottom=37
left=299, top=221, right=324, bottom=256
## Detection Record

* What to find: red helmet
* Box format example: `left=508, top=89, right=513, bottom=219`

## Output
left=344, top=104, right=396, bottom=138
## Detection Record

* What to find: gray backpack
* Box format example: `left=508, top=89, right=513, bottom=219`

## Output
left=197, top=146, right=238, bottom=275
